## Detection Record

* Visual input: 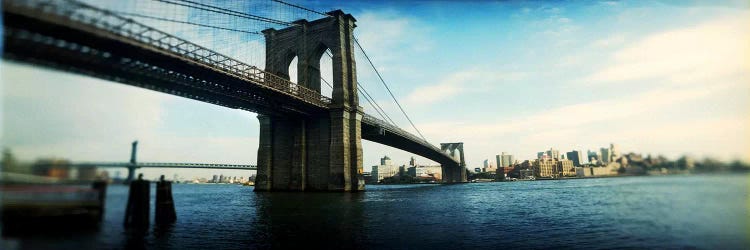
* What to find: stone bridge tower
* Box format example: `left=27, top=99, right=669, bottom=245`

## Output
left=255, top=10, right=363, bottom=192
left=440, top=142, right=467, bottom=183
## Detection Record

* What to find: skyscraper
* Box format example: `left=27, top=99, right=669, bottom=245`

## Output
left=538, top=152, right=546, bottom=159
left=502, top=153, right=513, bottom=167
left=547, top=148, right=560, bottom=160
left=601, top=147, right=611, bottom=164
left=566, top=150, right=584, bottom=167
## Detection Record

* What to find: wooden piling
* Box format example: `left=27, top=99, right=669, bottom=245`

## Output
left=91, top=180, right=108, bottom=222
left=124, top=174, right=150, bottom=229
left=155, top=175, right=176, bottom=225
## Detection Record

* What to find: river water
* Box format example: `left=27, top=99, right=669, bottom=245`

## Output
left=2, top=174, right=748, bottom=249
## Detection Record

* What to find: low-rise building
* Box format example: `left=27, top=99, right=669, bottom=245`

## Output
left=557, top=159, right=575, bottom=177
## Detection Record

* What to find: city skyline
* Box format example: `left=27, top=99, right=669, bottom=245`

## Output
left=2, top=0, right=749, bottom=179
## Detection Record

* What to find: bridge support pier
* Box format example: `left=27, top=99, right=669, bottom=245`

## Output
left=125, top=166, right=137, bottom=184
left=255, top=111, right=363, bottom=192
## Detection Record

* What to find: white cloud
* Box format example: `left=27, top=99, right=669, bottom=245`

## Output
left=592, top=33, right=626, bottom=48
left=355, top=11, right=433, bottom=63
left=584, top=15, right=750, bottom=84
left=404, top=69, right=527, bottom=106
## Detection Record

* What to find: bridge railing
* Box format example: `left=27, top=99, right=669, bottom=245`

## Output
left=4, top=0, right=332, bottom=108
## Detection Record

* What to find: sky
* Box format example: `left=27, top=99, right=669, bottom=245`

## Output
left=2, top=0, right=749, bottom=180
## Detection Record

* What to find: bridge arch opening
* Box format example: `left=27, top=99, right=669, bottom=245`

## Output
left=318, top=48, right=334, bottom=99
left=287, top=55, right=299, bottom=83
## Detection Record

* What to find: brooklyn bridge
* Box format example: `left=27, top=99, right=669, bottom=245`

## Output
left=2, top=0, right=468, bottom=191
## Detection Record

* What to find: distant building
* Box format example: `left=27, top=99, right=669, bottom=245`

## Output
left=409, top=157, right=416, bottom=167
left=381, top=156, right=392, bottom=166
left=519, top=169, right=534, bottom=179
left=601, top=148, right=611, bottom=164
left=373, top=155, right=397, bottom=182
left=587, top=150, right=600, bottom=164
left=532, top=159, right=575, bottom=178
left=32, top=158, right=71, bottom=179
left=497, top=152, right=514, bottom=168
left=482, top=159, right=497, bottom=173
left=566, top=150, right=584, bottom=167
left=575, top=164, right=619, bottom=177
left=557, top=159, right=575, bottom=177
left=537, top=152, right=546, bottom=159
left=547, top=148, right=560, bottom=160
left=414, top=165, right=442, bottom=180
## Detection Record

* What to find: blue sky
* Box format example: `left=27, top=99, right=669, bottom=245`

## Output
left=2, top=0, right=748, bottom=180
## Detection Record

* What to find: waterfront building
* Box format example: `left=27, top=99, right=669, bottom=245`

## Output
left=532, top=158, right=575, bottom=178
left=533, top=159, right=555, bottom=178
left=373, top=155, right=397, bottom=182
left=575, top=164, right=619, bottom=177
left=519, top=169, right=534, bottom=179
left=414, top=165, right=442, bottom=180
left=407, top=166, right=417, bottom=176
left=557, top=159, right=575, bottom=177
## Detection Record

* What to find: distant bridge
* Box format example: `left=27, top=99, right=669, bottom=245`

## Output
left=66, top=162, right=257, bottom=170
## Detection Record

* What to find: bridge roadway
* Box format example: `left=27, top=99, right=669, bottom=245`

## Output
left=1, top=0, right=463, bottom=185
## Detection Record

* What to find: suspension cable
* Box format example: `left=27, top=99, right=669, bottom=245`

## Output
left=116, top=12, right=261, bottom=35
left=271, top=0, right=331, bottom=17
left=154, top=0, right=295, bottom=26
left=320, top=76, right=394, bottom=126
left=323, top=50, right=397, bottom=126
left=353, top=36, right=427, bottom=141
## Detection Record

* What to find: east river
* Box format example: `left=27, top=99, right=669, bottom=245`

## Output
left=2, top=174, right=748, bottom=249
